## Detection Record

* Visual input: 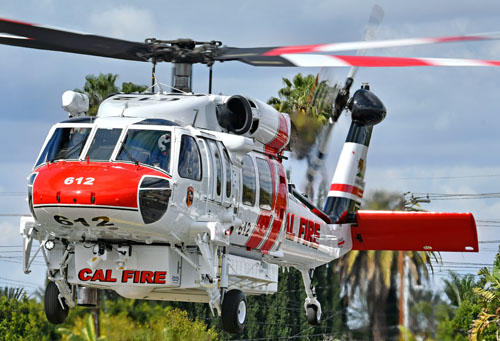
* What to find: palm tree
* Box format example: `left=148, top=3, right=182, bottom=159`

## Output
left=76, top=73, right=119, bottom=116
left=471, top=249, right=500, bottom=340
left=0, top=286, right=25, bottom=300
left=76, top=74, right=147, bottom=116
left=267, top=73, right=338, bottom=159
left=333, top=191, right=434, bottom=340
left=443, top=271, right=478, bottom=307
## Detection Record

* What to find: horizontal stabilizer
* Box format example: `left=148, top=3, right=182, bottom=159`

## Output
left=351, top=211, right=478, bottom=252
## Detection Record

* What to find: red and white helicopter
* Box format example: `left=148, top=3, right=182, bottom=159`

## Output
left=0, top=17, right=492, bottom=334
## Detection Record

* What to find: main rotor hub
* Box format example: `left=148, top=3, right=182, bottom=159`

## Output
left=142, top=38, right=222, bottom=65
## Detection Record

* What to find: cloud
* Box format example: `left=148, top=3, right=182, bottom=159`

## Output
left=89, top=6, right=156, bottom=40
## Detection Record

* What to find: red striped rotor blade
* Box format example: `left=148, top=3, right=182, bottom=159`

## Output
left=218, top=31, right=500, bottom=61
left=275, top=54, right=500, bottom=68
left=263, top=32, right=500, bottom=56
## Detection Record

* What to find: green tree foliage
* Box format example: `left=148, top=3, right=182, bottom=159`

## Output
left=407, top=287, right=453, bottom=339
left=267, top=73, right=338, bottom=159
left=471, top=247, right=500, bottom=340
left=0, top=286, right=25, bottom=300
left=58, top=307, right=217, bottom=341
left=0, top=291, right=58, bottom=340
left=436, top=247, right=500, bottom=340
left=164, top=267, right=347, bottom=340
left=0, top=286, right=217, bottom=340
left=75, top=73, right=147, bottom=116
left=333, top=191, right=434, bottom=340
left=58, top=314, right=105, bottom=341
left=443, top=272, right=478, bottom=307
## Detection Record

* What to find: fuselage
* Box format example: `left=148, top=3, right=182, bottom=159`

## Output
left=28, top=93, right=349, bottom=285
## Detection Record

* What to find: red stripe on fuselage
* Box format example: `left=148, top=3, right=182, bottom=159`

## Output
left=260, top=162, right=288, bottom=252
left=246, top=158, right=276, bottom=249
left=32, top=161, right=170, bottom=208
left=329, top=183, right=364, bottom=198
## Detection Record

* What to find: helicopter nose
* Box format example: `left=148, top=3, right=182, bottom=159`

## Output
left=32, top=161, right=170, bottom=214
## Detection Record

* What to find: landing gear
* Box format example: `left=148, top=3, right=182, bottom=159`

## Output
left=44, top=281, right=69, bottom=324
left=300, top=269, right=322, bottom=326
left=306, top=304, right=320, bottom=325
left=221, top=289, right=247, bottom=334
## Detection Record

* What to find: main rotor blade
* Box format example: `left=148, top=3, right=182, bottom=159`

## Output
left=218, top=31, right=500, bottom=60
left=0, top=18, right=148, bottom=61
left=239, top=54, right=500, bottom=68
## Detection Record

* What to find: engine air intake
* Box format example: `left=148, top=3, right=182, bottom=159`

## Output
left=216, top=95, right=253, bottom=135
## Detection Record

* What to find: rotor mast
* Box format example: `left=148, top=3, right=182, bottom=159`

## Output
left=143, top=38, right=221, bottom=93
left=171, top=63, right=192, bottom=93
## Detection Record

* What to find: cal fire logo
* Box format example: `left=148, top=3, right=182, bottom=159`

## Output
left=285, top=213, right=321, bottom=249
left=79, top=268, right=167, bottom=284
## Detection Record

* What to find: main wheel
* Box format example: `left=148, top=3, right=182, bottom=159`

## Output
left=44, top=281, right=69, bottom=324
left=306, top=305, right=320, bottom=326
left=221, top=289, right=247, bottom=334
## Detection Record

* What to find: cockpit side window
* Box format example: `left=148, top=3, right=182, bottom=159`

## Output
left=87, top=128, right=122, bottom=161
left=242, top=155, right=256, bottom=206
left=117, top=129, right=171, bottom=173
left=35, top=127, right=91, bottom=167
left=178, top=135, right=202, bottom=181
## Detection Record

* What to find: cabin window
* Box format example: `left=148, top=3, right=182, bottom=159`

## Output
left=242, top=155, right=256, bottom=206
left=178, top=135, right=202, bottom=181
left=256, top=158, right=273, bottom=210
left=117, top=129, right=171, bottom=173
left=87, top=128, right=122, bottom=161
left=207, top=140, right=222, bottom=196
left=223, top=148, right=232, bottom=198
left=35, top=127, right=91, bottom=167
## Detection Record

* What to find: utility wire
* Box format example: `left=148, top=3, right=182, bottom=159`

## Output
left=0, top=192, right=25, bottom=196
left=400, top=174, right=500, bottom=180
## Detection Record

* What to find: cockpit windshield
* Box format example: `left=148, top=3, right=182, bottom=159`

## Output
left=87, top=128, right=122, bottom=161
left=35, top=127, right=91, bottom=167
left=116, top=129, right=171, bottom=173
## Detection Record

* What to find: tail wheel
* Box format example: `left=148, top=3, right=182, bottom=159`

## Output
left=221, top=289, right=247, bottom=334
left=44, top=281, right=69, bottom=324
left=306, top=304, right=321, bottom=326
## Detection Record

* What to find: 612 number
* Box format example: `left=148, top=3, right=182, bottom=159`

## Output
left=64, top=177, right=95, bottom=185
left=54, top=215, right=113, bottom=227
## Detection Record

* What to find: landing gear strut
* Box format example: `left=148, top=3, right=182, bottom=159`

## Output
left=44, top=281, right=69, bottom=324
left=221, top=289, right=247, bottom=334
left=300, top=269, right=322, bottom=326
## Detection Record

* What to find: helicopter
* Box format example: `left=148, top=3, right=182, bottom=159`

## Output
left=0, top=17, right=490, bottom=334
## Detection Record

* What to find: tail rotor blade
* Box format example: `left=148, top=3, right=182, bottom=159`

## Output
left=304, top=5, right=384, bottom=201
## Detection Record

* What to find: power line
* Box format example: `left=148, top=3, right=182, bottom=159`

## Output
left=412, top=192, right=500, bottom=200
left=0, top=192, right=26, bottom=196
left=400, top=174, right=500, bottom=180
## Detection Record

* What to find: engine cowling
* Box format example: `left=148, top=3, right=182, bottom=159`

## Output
left=217, top=95, right=291, bottom=154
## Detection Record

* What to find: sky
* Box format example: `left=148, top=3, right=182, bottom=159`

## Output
left=0, top=0, right=499, bottom=295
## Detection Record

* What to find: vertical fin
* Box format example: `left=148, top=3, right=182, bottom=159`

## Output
left=323, top=122, right=372, bottom=222
left=323, top=84, right=386, bottom=222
